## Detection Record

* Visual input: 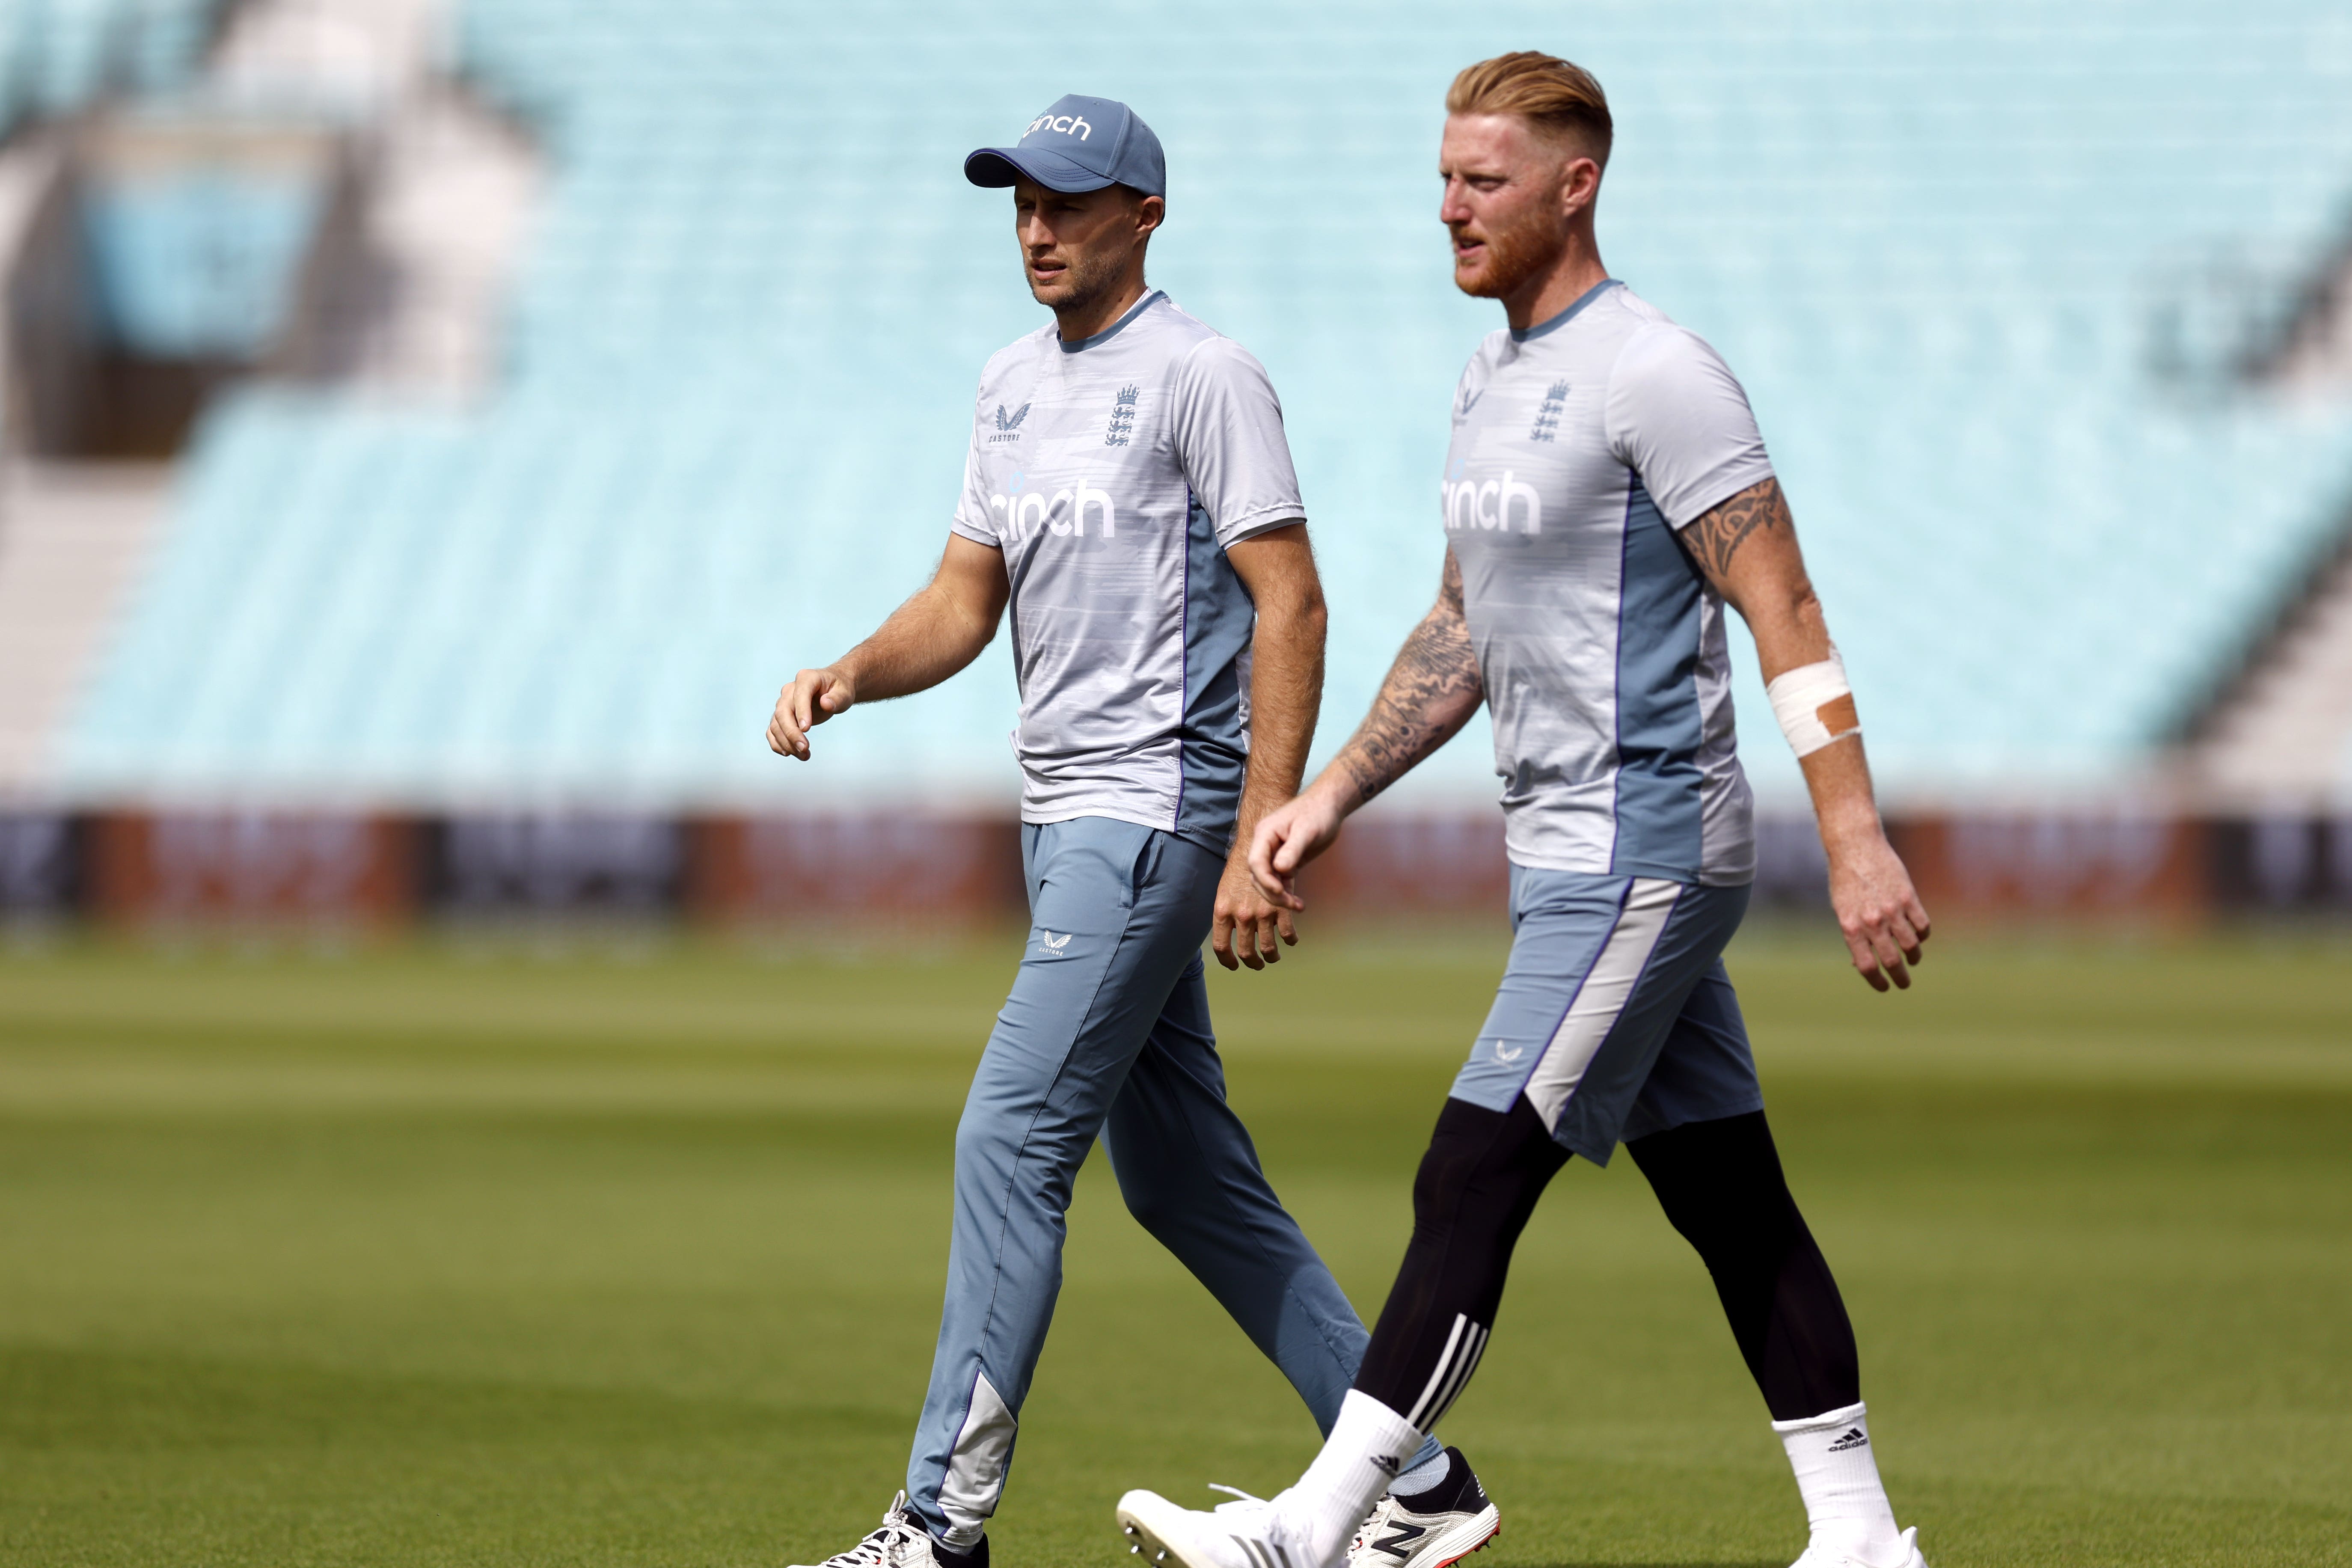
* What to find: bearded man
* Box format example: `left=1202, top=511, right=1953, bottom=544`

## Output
left=1115, top=52, right=1934, bottom=1568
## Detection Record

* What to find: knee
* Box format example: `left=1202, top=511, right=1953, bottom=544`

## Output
left=952, top=1103, right=1017, bottom=1179
left=1113, top=1160, right=1181, bottom=1237
left=1630, top=1112, right=1804, bottom=1269
left=1409, top=1096, right=1565, bottom=1243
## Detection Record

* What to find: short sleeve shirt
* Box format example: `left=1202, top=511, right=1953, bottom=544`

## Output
left=951, top=291, right=1303, bottom=852
left=1442, top=280, right=1773, bottom=885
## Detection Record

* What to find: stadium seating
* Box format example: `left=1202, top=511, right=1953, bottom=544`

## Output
left=0, top=0, right=220, bottom=130
left=48, top=0, right=2352, bottom=804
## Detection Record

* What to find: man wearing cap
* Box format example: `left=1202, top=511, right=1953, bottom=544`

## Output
left=772, top=97, right=1497, bottom=1568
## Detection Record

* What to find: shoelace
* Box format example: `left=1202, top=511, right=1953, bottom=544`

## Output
left=1349, top=1497, right=1398, bottom=1556
left=1208, top=1484, right=1267, bottom=1514
left=820, top=1495, right=928, bottom=1568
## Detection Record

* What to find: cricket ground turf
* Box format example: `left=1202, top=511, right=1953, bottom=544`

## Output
left=0, top=921, right=2346, bottom=1567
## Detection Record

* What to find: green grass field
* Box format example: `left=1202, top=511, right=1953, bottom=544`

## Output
left=1, top=922, right=2347, bottom=1567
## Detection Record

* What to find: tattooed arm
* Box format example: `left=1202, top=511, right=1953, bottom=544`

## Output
left=1247, top=548, right=1483, bottom=910
left=1680, top=475, right=1930, bottom=991
left=1678, top=475, right=1834, bottom=681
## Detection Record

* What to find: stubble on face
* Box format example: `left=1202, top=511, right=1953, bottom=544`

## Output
left=1440, top=114, right=1581, bottom=304
left=1019, top=185, right=1147, bottom=320
left=1027, top=238, right=1127, bottom=315
left=1452, top=189, right=1565, bottom=302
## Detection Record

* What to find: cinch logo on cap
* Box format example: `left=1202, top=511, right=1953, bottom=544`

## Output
left=1026, top=111, right=1093, bottom=140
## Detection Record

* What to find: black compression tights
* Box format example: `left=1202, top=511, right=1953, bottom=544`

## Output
left=1353, top=1098, right=1860, bottom=1428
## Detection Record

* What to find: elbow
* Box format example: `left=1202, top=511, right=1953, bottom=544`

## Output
left=1299, top=589, right=1328, bottom=644
left=1262, top=582, right=1327, bottom=646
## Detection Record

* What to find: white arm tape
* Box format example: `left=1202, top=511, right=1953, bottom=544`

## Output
left=1765, top=651, right=1860, bottom=758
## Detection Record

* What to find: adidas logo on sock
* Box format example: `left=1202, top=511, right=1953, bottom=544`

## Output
left=1372, top=1453, right=1404, bottom=1475
left=1826, top=1428, right=1869, bottom=1452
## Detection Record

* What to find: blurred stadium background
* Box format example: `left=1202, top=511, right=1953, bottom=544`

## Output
left=0, top=10, right=2348, bottom=1568
left=0, top=0, right=2349, bottom=930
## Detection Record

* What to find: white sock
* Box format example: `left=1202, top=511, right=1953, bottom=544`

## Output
left=1773, top=1402, right=1905, bottom=1564
left=1277, top=1390, right=1425, bottom=1565
left=1388, top=1446, right=1449, bottom=1498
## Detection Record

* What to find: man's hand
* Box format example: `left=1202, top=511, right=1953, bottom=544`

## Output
left=1826, top=828, right=1930, bottom=991
left=1211, top=851, right=1297, bottom=971
left=766, top=666, right=857, bottom=760
left=1247, top=787, right=1346, bottom=911
left=764, top=535, right=1009, bottom=764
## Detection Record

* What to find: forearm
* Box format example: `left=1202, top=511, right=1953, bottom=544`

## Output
left=1322, top=605, right=1482, bottom=814
left=834, top=585, right=995, bottom=701
left=1682, top=479, right=1925, bottom=985
left=1235, top=596, right=1326, bottom=844
left=1797, top=731, right=1885, bottom=845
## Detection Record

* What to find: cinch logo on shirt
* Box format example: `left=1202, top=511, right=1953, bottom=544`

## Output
left=992, top=480, right=1117, bottom=538
left=1026, top=112, right=1092, bottom=139
left=1443, top=471, right=1543, bottom=535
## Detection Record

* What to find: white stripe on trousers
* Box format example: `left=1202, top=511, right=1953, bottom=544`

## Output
left=1405, top=1312, right=1491, bottom=1431
left=1519, top=876, right=1683, bottom=1133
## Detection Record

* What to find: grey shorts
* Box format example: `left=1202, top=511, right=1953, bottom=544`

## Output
left=1447, top=866, right=1761, bottom=1165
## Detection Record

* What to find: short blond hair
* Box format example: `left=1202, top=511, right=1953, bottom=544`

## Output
left=1446, top=52, right=1613, bottom=167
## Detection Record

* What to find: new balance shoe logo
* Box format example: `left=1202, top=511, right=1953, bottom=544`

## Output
left=1826, top=1427, right=1869, bottom=1452
left=1370, top=1522, right=1428, bottom=1560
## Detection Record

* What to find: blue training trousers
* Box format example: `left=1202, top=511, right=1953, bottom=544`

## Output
left=904, top=816, right=1440, bottom=1548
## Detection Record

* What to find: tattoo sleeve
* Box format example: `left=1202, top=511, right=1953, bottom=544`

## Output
left=1332, top=549, right=1484, bottom=805
left=1678, top=477, right=1790, bottom=587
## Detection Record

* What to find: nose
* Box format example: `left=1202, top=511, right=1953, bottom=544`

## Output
left=1438, top=176, right=1469, bottom=225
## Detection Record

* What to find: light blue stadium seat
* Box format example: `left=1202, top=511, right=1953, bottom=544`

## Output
left=50, top=0, right=2352, bottom=805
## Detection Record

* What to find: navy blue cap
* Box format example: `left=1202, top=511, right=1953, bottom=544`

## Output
left=965, top=95, right=1166, bottom=199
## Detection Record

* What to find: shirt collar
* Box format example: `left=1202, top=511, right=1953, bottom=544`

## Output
left=1510, top=278, right=1623, bottom=344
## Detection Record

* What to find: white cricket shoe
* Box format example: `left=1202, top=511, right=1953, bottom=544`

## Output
left=792, top=1491, right=976, bottom=1568
left=1118, top=1486, right=1321, bottom=1568
left=1347, top=1450, right=1500, bottom=1568
left=1789, top=1526, right=1927, bottom=1568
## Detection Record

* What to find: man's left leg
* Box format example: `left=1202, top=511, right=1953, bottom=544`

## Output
left=1621, top=965, right=1914, bottom=1568
left=1100, top=955, right=1463, bottom=1520
left=1100, top=953, right=1370, bottom=1430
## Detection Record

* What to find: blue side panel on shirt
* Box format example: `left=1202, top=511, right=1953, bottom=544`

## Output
left=1610, top=479, right=1707, bottom=876
left=1174, top=495, right=1252, bottom=854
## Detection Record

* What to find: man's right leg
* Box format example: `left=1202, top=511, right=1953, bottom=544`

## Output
left=892, top=820, right=1218, bottom=1558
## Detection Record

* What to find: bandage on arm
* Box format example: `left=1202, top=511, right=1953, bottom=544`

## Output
left=1765, top=649, right=1862, bottom=758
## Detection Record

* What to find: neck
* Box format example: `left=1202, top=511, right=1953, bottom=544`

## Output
left=1055, top=271, right=1151, bottom=344
left=1502, top=227, right=1608, bottom=333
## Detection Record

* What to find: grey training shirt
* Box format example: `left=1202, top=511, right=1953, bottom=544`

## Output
left=950, top=291, right=1304, bottom=852
left=1443, top=279, right=1774, bottom=885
